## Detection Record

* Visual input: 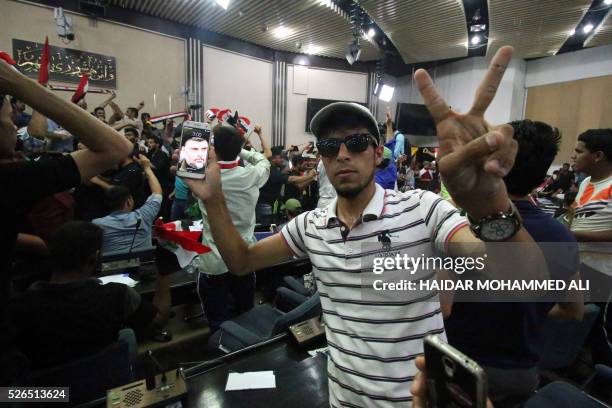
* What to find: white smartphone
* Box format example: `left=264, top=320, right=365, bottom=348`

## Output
left=176, top=121, right=212, bottom=180
left=424, top=335, right=488, bottom=408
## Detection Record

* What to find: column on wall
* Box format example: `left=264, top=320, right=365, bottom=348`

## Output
left=367, top=71, right=379, bottom=119
left=187, top=37, right=204, bottom=122
left=272, top=59, right=287, bottom=147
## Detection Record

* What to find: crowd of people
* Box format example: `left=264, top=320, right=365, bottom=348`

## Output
left=1, top=44, right=611, bottom=408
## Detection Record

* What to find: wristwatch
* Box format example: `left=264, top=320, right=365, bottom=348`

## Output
left=467, top=202, right=522, bottom=242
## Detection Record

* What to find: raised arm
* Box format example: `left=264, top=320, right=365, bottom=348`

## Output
left=183, top=149, right=293, bottom=275
left=28, top=110, right=70, bottom=141
left=1, top=59, right=132, bottom=180
left=385, top=111, right=394, bottom=143
left=107, top=100, right=124, bottom=125
left=414, top=46, right=548, bottom=281
left=98, top=90, right=116, bottom=109
left=254, top=125, right=272, bottom=159
left=134, top=154, right=162, bottom=196
left=288, top=170, right=316, bottom=186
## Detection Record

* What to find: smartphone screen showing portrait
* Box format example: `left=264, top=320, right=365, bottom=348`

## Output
left=177, top=121, right=211, bottom=179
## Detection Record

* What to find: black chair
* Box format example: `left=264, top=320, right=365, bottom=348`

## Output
left=538, top=304, right=601, bottom=371
left=524, top=381, right=610, bottom=408
left=208, top=292, right=322, bottom=353
left=30, top=340, right=132, bottom=404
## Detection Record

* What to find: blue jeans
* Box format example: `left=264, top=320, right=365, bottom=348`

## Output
left=171, top=198, right=188, bottom=221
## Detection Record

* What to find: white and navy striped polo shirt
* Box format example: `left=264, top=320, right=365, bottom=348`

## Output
left=280, top=184, right=467, bottom=407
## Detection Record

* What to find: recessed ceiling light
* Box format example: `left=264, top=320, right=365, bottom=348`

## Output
left=569, top=29, right=575, bottom=36
left=273, top=26, right=293, bottom=39
left=305, top=45, right=321, bottom=55
left=367, top=28, right=376, bottom=38
left=605, top=0, right=612, bottom=5
left=583, top=23, right=594, bottom=34
left=214, top=0, right=230, bottom=10
left=471, top=35, right=481, bottom=45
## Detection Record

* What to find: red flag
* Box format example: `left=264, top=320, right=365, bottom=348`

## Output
left=71, top=73, right=89, bottom=103
left=38, top=37, right=50, bottom=85
left=0, top=51, right=16, bottom=65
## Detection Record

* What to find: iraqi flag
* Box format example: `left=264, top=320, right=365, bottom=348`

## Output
left=71, top=73, right=89, bottom=103
left=237, top=115, right=253, bottom=136
left=153, top=219, right=211, bottom=268
left=205, top=107, right=219, bottom=122
left=38, top=37, right=50, bottom=85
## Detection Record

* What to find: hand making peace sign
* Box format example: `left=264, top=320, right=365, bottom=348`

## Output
left=414, top=46, right=518, bottom=219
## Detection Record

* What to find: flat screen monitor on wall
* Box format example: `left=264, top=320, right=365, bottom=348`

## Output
left=395, top=103, right=437, bottom=137
left=305, top=98, right=367, bottom=132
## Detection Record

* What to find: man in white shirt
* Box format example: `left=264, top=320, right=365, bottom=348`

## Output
left=194, top=125, right=271, bottom=332
left=109, top=101, right=144, bottom=134
left=317, top=159, right=336, bottom=208
left=569, top=128, right=612, bottom=366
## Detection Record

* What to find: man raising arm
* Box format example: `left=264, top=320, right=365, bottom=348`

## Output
left=184, top=46, right=547, bottom=407
left=0, top=60, right=132, bottom=180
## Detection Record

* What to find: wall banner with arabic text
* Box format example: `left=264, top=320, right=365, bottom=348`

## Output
left=12, top=39, right=117, bottom=88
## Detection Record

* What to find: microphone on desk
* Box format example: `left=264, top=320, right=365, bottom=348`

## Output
left=144, top=350, right=166, bottom=390
left=128, top=218, right=142, bottom=255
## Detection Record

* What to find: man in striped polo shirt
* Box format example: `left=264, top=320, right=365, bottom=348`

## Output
left=184, top=45, right=546, bottom=407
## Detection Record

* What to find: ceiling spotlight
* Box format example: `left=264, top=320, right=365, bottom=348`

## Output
left=583, top=23, right=594, bottom=34
left=214, top=0, right=230, bottom=10
left=345, top=41, right=361, bottom=65
left=367, top=28, right=376, bottom=38
left=471, top=35, right=481, bottom=45
left=378, top=85, right=395, bottom=102
left=605, top=0, right=612, bottom=5
left=569, top=29, right=575, bottom=36
left=470, top=24, right=486, bottom=32
left=273, top=26, right=293, bottom=39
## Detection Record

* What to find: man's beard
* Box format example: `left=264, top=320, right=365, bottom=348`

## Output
left=334, top=171, right=374, bottom=198
left=189, top=161, right=205, bottom=169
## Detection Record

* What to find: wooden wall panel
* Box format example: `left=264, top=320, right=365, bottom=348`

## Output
left=525, top=75, right=612, bottom=164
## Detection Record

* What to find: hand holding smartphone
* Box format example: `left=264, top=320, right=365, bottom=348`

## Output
left=423, top=335, right=488, bottom=408
left=176, top=121, right=212, bottom=180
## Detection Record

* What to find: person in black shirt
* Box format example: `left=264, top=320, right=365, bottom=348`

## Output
left=10, top=222, right=170, bottom=370
left=445, top=120, right=583, bottom=407
left=146, top=134, right=171, bottom=189
left=109, top=156, right=148, bottom=208
left=557, top=162, right=574, bottom=192
left=0, top=58, right=132, bottom=383
left=256, top=147, right=315, bottom=224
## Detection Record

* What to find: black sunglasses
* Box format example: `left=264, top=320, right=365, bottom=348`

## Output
left=316, top=133, right=377, bottom=158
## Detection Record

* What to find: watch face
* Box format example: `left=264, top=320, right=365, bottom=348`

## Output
left=481, top=218, right=516, bottom=241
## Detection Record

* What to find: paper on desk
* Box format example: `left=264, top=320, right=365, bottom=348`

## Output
left=225, top=371, right=276, bottom=391
left=98, top=274, right=137, bottom=287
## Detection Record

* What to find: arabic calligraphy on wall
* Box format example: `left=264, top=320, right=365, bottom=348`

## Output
left=12, top=39, right=117, bottom=88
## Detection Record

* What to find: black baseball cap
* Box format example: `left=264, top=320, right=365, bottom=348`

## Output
left=310, top=102, right=380, bottom=145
